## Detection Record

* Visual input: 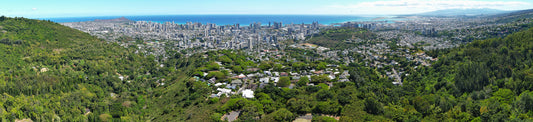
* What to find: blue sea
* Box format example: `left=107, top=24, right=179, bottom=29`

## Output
left=38, top=15, right=390, bottom=25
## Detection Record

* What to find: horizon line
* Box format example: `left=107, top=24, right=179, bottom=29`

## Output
left=2, top=8, right=527, bottom=19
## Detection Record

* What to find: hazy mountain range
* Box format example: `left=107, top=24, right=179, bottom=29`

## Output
left=415, top=8, right=511, bottom=16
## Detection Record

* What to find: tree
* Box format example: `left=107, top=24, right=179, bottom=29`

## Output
left=455, top=62, right=489, bottom=93
left=232, top=66, right=243, bottom=74
left=316, top=89, right=334, bottom=101
left=492, top=88, right=514, bottom=105
left=273, top=64, right=284, bottom=71
left=192, top=71, right=204, bottom=77
left=312, top=116, right=338, bottom=122
left=269, top=108, right=295, bottom=121
left=218, top=55, right=232, bottom=64
left=207, top=62, right=220, bottom=71
left=313, top=101, right=341, bottom=115
left=287, top=98, right=312, bottom=114
left=259, top=62, right=272, bottom=70
left=364, top=97, right=383, bottom=115
left=413, top=96, right=432, bottom=116
left=297, top=76, right=309, bottom=86
left=516, top=92, right=533, bottom=113
left=99, top=114, right=112, bottom=122
left=349, top=69, right=364, bottom=84
left=239, top=101, right=264, bottom=121
left=292, top=62, right=307, bottom=71
left=317, top=62, right=327, bottom=70
left=277, top=76, right=291, bottom=87
left=207, top=71, right=226, bottom=80
left=311, top=75, right=330, bottom=84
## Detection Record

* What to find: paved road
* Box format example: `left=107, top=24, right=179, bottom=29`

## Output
left=237, top=79, right=250, bottom=94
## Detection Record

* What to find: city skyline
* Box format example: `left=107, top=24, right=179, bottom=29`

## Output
left=1, top=0, right=533, bottom=18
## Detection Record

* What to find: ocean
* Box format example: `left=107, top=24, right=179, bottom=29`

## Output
left=38, top=15, right=387, bottom=25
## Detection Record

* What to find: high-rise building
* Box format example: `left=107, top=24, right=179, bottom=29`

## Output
left=248, top=37, right=253, bottom=50
left=300, top=23, right=305, bottom=33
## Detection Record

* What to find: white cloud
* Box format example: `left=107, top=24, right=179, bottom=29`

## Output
left=327, top=0, right=531, bottom=15
left=32, top=8, right=37, bottom=11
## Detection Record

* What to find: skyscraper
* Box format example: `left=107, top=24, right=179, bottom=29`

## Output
left=248, top=37, right=253, bottom=50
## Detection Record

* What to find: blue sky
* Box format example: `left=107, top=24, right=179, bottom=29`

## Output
left=1, top=0, right=533, bottom=18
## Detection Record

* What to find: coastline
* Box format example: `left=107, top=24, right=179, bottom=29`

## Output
left=39, top=15, right=379, bottom=25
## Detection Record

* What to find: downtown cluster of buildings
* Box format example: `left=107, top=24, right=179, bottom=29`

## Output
left=63, top=20, right=323, bottom=53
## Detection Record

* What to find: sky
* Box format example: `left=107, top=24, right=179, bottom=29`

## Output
left=1, top=0, right=532, bottom=18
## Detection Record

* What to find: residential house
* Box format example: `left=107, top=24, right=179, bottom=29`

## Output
left=280, top=72, right=288, bottom=77
left=214, top=83, right=227, bottom=87
left=264, top=71, right=272, bottom=76
left=273, top=72, right=280, bottom=77
left=242, top=89, right=254, bottom=98
left=271, top=77, right=280, bottom=83
left=328, top=73, right=336, bottom=80
left=236, top=74, right=246, bottom=79
left=208, top=77, right=217, bottom=84
left=290, top=72, right=299, bottom=76
left=231, top=79, right=243, bottom=86
left=211, top=88, right=234, bottom=98
left=259, top=77, right=270, bottom=83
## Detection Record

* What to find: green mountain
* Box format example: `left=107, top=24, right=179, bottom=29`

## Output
left=489, top=9, right=533, bottom=23
left=2, top=16, right=533, bottom=121
left=0, top=17, right=206, bottom=121
left=416, top=8, right=510, bottom=16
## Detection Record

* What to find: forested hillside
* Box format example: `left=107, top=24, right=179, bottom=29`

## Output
left=0, top=17, right=204, bottom=121
left=401, top=27, right=533, bottom=121
left=1, top=16, right=533, bottom=121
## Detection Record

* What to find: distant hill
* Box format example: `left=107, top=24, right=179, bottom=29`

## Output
left=94, top=17, right=133, bottom=22
left=488, top=9, right=533, bottom=23
left=416, top=8, right=510, bottom=16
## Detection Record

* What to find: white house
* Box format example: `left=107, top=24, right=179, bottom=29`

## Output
left=214, top=83, right=227, bottom=87
left=236, top=74, right=246, bottom=79
left=260, top=77, right=270, bottom=83
left=328, top=74, right=336, bottom=80
left=273, top=72, right=280, bottom=77
left=264, top=71, right=272, bottom=76
left=271, top=77, right=280, bottom=83
left=242, top=89, right=254, bottom=98
left=212, top=88, right=234, bottom=97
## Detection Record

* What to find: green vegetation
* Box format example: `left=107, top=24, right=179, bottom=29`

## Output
left=277, top=76, right=291, bottom=87
left=297, top=76, right=309, bottom=86
left=312, top=116, right=337, bottom=122
left=0, top=17, right=205, bottom=121
left=436, top=19, right=533, bottom=43
left=2, top=16, right=533, bottom=121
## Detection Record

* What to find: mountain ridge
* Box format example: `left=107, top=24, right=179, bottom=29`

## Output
left=415, top=8, right=510, bottom=16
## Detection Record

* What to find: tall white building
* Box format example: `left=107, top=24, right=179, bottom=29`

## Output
left=248, top=37, right=253, bottom=50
